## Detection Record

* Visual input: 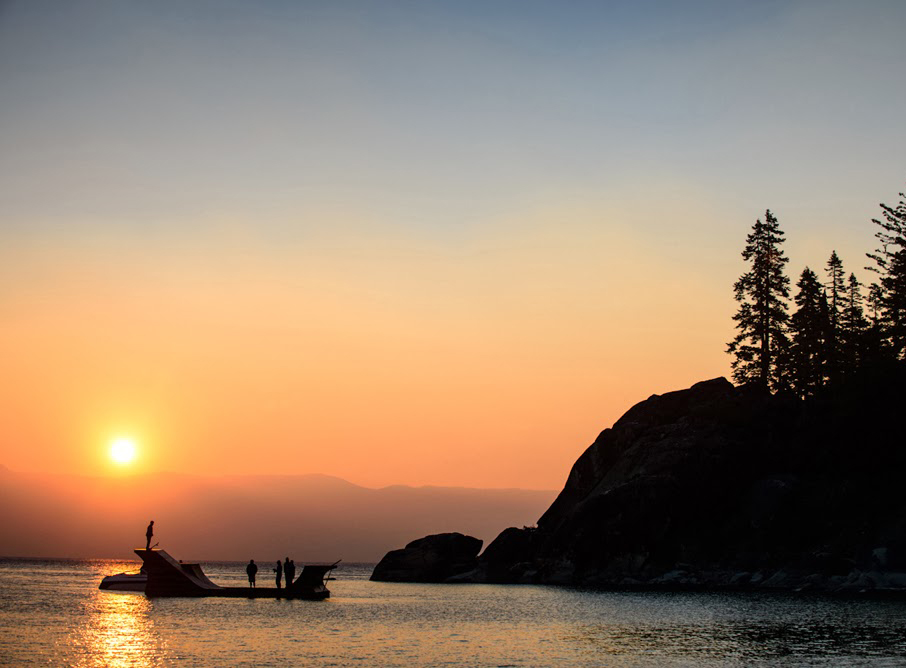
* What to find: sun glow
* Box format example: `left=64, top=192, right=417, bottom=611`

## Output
left=109, top=437, right=138, bottom=465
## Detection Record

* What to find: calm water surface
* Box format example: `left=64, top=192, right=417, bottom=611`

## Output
left=2, top=558, right=906, bottom=666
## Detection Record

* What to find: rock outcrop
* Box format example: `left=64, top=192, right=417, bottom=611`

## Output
left=370, top=532, right=483, bottom=582
left=375, top=364, right=906, bottom=593
left=470, top=364, right=906, bottom=593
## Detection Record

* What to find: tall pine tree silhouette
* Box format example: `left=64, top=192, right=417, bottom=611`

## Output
left=825, top=250, right=845, bottom=382
left=786, top=267, right=830, bottom=397
left=840, top=272, right=869, bottom=372
left=866, top=188, right=906, bottom=358
left=727, top=210, right=790, bottom=391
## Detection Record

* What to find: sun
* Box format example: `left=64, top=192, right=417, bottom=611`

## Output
left=109, top=437, right=138, bottom=465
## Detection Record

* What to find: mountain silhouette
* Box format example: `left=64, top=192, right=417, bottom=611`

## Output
left=0, top=470, right=554, bottom=562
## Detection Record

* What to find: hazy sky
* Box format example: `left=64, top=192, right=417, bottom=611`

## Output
left=2, top=1, right=905, bottom=488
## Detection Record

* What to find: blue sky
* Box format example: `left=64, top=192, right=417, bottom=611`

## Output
left=3, top=0, right=903, bottom=239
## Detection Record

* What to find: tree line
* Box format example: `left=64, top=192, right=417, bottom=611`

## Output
left=727, top=186, right=906, bottom=396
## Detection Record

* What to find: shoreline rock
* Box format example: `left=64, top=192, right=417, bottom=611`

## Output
left=370, top=532, right=482, bottom=583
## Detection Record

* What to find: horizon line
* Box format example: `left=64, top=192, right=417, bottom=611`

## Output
left=0, top=465, right=559, bottom=493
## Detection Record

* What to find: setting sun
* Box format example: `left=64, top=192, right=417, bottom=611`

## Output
left=109, top=437, right=137, bottom=464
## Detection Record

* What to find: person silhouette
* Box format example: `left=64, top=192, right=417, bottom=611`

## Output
left=145, top=521, right=154, bottom=550
left=274, top=560, right=283, bottom=589
left=284, top=557, right=295, bottom=588
left=246, top=559, right=258, bottom=588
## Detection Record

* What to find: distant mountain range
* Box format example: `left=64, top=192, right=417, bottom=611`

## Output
left=0, top=466, right=555, bottom=562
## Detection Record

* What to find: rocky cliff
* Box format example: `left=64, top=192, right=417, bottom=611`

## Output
left=471, top=363, right=906, bottom=593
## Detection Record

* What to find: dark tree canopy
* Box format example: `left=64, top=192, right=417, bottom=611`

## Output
left=866, top=188, right=906, bottom=358
left=727, top=183, right=906, bottom=394
left=727, top=210, right=790, bottom=391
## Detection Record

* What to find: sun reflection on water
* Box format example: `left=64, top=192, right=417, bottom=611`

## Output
left=71, top=589, right=169, bottom=667
left=4, top=559, right=906, bottom=666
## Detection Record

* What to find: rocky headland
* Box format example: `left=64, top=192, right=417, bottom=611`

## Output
left=372, top=363, right=906, bottom=594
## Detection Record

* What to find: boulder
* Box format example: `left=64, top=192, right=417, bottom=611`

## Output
left=370, top=532, right=482, bottom=583
left=475, top=526, right=543, bottom=583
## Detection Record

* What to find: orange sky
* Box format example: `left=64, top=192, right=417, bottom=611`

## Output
left=1, top=199, right=737, bottom=488
left=2, top=2, right=903, bottom=489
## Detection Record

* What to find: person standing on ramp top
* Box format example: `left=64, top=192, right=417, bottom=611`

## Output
left=145, top=521, right=154, bottom=549
left=284, top=557, right=295, bottom=588
left=246, top=560, right=258, bottom=588
left=274, top=560, right=283, bottom=589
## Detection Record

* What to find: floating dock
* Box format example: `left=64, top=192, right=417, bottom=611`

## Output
left=135, top=548, right=337, bottom=599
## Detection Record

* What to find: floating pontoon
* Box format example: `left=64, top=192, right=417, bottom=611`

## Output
left=134, top=549, right=337, bottom=599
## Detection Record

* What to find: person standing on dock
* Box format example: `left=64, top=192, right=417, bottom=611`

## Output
left=284, top=557, right=295, bottom=588
left=246, top=559, right=258, bottom=588
left=274, top=560, right=283, bottom=589
left=145, top=521, right=154, bottom=550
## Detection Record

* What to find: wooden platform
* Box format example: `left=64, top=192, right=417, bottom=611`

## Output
left=134, top=548, right=337, bottom=599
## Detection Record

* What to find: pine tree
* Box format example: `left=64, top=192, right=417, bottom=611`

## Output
left=824, top=251, right=845, bottom=381
left=727, top=210, right=791, bottom=391
left=863, top=283, right=889, bottom=361
left=786, top=268, right=830, bottom=397
left=866, top=188, right=906, bottom=358
left=839, top=272, right=869, bottom=373
left=826, top=251, right=845, bottom=326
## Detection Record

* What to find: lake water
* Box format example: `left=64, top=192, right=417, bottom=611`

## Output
left=2, top=558, right=906, bottom=666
